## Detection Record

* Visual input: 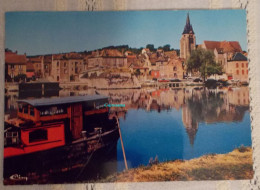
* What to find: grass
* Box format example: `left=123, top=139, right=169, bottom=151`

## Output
left=102, top=147, right=253, bottom=182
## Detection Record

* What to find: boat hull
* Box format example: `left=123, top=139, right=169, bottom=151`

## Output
left=4, top=128, right=119, bottom=184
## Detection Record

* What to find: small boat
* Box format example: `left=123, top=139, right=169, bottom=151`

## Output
left=4, top=95, right=120, bottom=180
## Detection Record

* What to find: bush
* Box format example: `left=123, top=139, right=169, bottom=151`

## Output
left=14, top=74, right=27, bottom=82
left=148, top=155, right=159, bottom=166
left=238, top=145, right=249, bottom=153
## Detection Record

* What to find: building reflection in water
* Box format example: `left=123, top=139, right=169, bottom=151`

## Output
left=5, top=87, right=249, bottom=149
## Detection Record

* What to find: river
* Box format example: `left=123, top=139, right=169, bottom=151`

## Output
left=4, top=86, right=252, bottom=182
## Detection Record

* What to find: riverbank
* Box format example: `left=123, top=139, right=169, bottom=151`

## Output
left=102, top=147, right=253, bottom=182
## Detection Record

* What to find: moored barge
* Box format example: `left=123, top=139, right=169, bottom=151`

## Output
left=4, top=95, right=119, bottom=182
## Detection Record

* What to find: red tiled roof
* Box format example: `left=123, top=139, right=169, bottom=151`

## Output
left=29, top=57, right=42, bottom=62
left=203, top=40, right=242, bottom=53
left=5, top=52, right=27, bottom=65
left=26, top=63, right=35, bottom=71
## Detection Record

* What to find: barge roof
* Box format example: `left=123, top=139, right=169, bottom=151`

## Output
left=17, top=95, right=108, bottom=107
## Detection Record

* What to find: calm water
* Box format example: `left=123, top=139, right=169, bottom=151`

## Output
left=4, top=86, right=252, bottom=180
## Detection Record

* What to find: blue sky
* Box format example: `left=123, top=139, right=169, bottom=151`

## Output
left=5, top=10, right=247, bottom=56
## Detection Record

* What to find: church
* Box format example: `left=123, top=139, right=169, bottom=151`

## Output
left=179, top=13, right=248, bottom=82
left=180, top=13, right=196, bottom=60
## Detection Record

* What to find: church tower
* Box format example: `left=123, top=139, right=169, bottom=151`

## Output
left=180, top=13, right=196, bottom=60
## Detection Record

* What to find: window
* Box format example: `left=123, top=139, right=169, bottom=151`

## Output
left=18, top=65, right=22, bottom=69
left=18, top=104, right=23, bottom=113
left=30, top=107, right=34, bottom=116
left=236, top=63, right=238, bottom=68
left=236, top=70, right=239, bottom=75
left=24, top=106, right=28, bottom=114
left=242, top=70, right=244, bottom=75
left=247, top=70, right=248, bottom=74
left=173, top=66, right=177, bottom=71
left=11, top=65, right=15, bottom=69
left=64, top=62, right=67, bottom=67
left=29, top=129, right=47, bottom=143
left=57, top=61, right=59, bottom=67
left=39, top=106, right=67, bottom=116
left=64, top=69, right=68, bottom=74
left=246, top=63, right=248, bottom=67
left=242, top=63, right=244, bottom=68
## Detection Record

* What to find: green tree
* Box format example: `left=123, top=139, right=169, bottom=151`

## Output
left=14, top=74, right=27, bottom=82
left=146, top=44, right=155, bottom=52
left=162, top=44, right=171, bottom=52
left=186, top=48, right=222, bottom=82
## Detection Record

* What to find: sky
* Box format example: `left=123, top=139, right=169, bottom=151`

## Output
left=5, top=10, right=247, bottom=56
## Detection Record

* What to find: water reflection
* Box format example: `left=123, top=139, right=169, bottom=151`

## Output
left=5, top=87, right=250, bottom=146
left=5, top=86, right=251, bottom=176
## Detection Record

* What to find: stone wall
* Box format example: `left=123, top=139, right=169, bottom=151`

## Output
left=80, top=72, right=141, bottom=89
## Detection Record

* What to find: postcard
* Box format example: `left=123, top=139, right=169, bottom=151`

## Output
left=3, top=9, right=253, bottom=186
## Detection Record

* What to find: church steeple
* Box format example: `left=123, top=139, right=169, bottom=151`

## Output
left=186, top=13, right=190, bottom=25
left=180, top=13, right=196, bottom=60
left=182, top=13, right=195, bottom=35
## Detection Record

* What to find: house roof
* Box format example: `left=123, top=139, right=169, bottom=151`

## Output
left=231, top=52, right=248, bottom=61
left=17, top=95, right=108, bottom=107
left=5, top=52, right=27, bottom=65
left=26, top=63, right=35, bottom=72
left=28, top=57, right=42, bottom=63
left=203, top=41, right=242, bottom=53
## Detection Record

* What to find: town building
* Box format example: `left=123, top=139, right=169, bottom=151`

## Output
left=51, top=53, right=84, bottom=82
left=5, top=50, right=27, bottom=82
left=149, top=50, right=184, bottom=79
left=200, top=40, right=243, bottom=73
left=43, top=55, right=52, bottom=78
left=88, top=49, right=127, bottom=70
left=27, top=56, right=43, bottom=79
left=26, top=62, right=35, bottom=81
left=226, top=52, right=248, bottom=82
left=180, top=13, right=196, bottom=60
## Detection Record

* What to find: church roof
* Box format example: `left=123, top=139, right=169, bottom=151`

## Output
left=182, top=13, right=195, bottom=34
left=203, top=40, right=242, bottom=53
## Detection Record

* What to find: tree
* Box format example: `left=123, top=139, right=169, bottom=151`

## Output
left=186, top=48, right=222, bottom=82
left=146, top=44, right=155, bottom=52
left=14, top=74, right=27, bottom=82
left=162, top=44, right=171, bottom=52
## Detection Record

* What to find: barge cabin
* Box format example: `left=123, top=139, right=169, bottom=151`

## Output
left=4, top=95, right=117, bottom=158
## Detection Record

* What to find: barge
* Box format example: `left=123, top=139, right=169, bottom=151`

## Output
left=4, top=95, right=119, bottom=183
